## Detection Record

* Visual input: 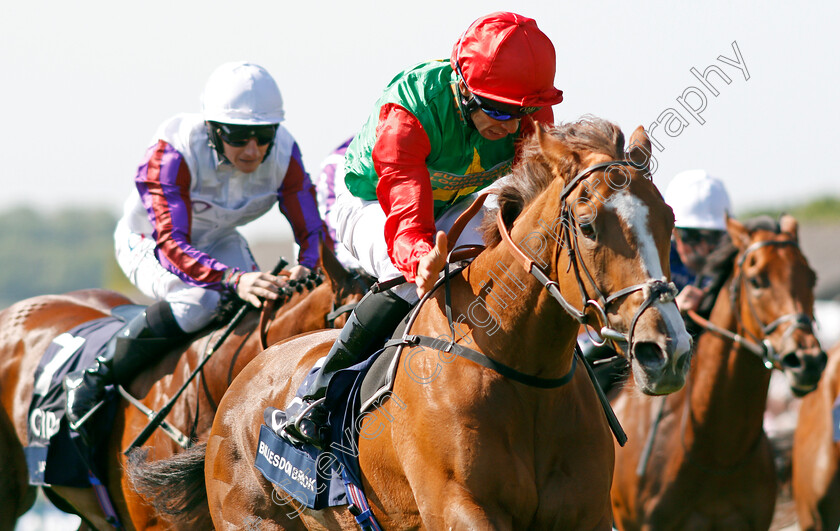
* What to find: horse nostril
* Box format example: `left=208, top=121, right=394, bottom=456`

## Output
left=632, top=341, right=665, bottom=369
left=780, top=351, right=801, bottom=370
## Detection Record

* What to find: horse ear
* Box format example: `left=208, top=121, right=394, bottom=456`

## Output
left=536, top=124, right=576, bottom=174
left=779, top=214, right=799, bottom=242
left=319, top=238, right=349, bottom=290
left=726, top=215, right=751, bottom=250
left=627, top=126, right=653, bottom=169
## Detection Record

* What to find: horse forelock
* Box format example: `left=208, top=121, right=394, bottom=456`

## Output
left=481, top=116, right=626, bottom=246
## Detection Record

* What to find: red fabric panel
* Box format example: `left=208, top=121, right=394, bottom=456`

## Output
left=372, top=104, right=435, bottom=281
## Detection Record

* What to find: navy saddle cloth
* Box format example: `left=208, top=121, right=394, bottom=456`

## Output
left=23, top=314, right=132, bottom=486
left=256, top=342, right=403, bottom=511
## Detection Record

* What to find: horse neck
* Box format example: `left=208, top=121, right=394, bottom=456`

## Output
left=202, top=286, right=332, bottom=404
left=686, top=280, right=772, bottom=458
left=459, top=192, right=579, bottom=379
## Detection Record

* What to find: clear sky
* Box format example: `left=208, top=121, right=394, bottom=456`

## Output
left=2, top=1, right=838, bottom=240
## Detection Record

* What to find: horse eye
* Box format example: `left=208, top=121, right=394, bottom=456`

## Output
left=748, top=275, right=769, bottom=289
left=578, top=222, right=596, bottom=239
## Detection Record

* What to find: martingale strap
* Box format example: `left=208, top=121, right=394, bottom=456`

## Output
left=385, top=335, right=577, bottom=389
left=388, top=255, right=579, bottom=390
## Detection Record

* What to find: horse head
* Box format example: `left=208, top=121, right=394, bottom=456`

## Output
left=488, top=118, right=691, bottom=395
left=319, top=242, right=375, bottom=328
left=727, top=214, right=827, bottom=396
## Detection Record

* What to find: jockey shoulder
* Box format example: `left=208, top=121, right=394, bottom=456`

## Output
left=342, top=11, right=564, bottom=284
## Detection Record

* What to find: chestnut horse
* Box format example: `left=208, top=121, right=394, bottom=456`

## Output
left=142, top=118, right=694, bottom=530
left=792, top=340, right=840, bottom=530
left=610, top=215, right=827, bottom=531
left=0, top=248, right=372, bottom=531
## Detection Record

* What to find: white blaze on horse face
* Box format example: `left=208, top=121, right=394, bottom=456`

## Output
left=606, top=192, right=691, bottom=354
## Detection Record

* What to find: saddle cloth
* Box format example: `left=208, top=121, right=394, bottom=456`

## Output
left=257, top=337, right=406, bottom=511
left=23, top=314, right=131, bottom=486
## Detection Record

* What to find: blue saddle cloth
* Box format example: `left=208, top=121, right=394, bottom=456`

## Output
left=257, top=349, right=387, bottom=512
left=24, top=316, right=123, bottom=486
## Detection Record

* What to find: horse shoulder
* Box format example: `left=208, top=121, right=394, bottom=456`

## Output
left=793, top=344, right=840, bottom=519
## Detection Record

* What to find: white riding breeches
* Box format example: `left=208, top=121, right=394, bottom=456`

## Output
left=114, top=220, right=258, bottom=333
left=330, top=167, right=493, bottom=303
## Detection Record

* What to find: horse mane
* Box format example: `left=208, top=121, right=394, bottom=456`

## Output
left=481, top=116, right=626, bottom=246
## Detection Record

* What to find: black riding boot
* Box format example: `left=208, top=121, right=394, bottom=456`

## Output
left=63, top=300, right=188, bottom=442
left=283, top=289, right=411, bottom=446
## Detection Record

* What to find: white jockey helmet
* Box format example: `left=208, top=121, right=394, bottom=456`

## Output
left=664, top=170, right=731, bottom=230
left=201, top=62, right=285, bottom=125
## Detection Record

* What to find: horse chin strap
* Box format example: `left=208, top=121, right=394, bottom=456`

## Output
left=689, top=239, right=814, bottom=370
left=495, top=160, right=678, bottom=358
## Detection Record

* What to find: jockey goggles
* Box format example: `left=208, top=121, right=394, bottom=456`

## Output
left=677, top=228, right=725, bottom=247
left=472, top=91, right=540, bottom=121
left=455, top=62, right=541, bottom=121
left=211, top=122, right=278, bottom=147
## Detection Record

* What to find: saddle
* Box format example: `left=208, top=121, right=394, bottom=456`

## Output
left=24, top=305, right=144, bottom=486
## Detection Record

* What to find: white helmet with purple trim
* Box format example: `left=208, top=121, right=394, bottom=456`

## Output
left=201, top=61, right=285, bottom=125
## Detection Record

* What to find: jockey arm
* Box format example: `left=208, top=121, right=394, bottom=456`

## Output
left=276, top=141, right=326, bottom=275
left=136, top=140, right=233, bottom=291
left=373, top=104, right=436, bottom=284
left=371, top=104, right=555, bottom=294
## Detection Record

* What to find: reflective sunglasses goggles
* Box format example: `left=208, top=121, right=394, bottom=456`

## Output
left=677, top=228, right=725, bottom=246
left=213, top=122, right=278, bottom=147
left=470, top=91, right=540, bottom=121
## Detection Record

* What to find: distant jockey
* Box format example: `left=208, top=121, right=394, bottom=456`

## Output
left=64, top=62, right=326, bottom=439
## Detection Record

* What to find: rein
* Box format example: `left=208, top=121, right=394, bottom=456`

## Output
left=687, top=239, right=814, bottom=370
left=123, top=258, right=290, bottom=454
left=384, top=258, right=579, bottom=389
left=258, top=271, right=327, bottom=350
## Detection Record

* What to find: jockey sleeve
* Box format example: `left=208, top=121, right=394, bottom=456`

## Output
left=276, top=142, right=324, bottom=270
left=354, top=61, right=556, bottom=281
left=373, top=104, right=435, bottom=281
left=370, top=106, right=553, bottom=281
left=135, top=136, right=324, bottom=290
left=136, top=140, right=229, bottom=288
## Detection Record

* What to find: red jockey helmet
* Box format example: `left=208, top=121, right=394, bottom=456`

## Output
left=451, top=12, right=564, bottom=109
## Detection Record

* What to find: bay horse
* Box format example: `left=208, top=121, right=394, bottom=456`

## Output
left=140, top=118, right=694, bottom=530
left=0, top=246, right=372, bottom=530
left=792, top=340, right=840, bottom=530
left=610, top=215, right=827, bottom=531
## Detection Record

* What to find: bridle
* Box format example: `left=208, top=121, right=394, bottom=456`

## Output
left=393, top=158, right=678, bottom=383
left=687, top=238, right=814, bottom=369
left=497, top=159, right=679, bottom=357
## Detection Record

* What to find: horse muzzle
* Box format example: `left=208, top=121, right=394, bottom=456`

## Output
left=629, top=333, right=692, bottom=396
left=779, top=345, right=827, bottom=397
